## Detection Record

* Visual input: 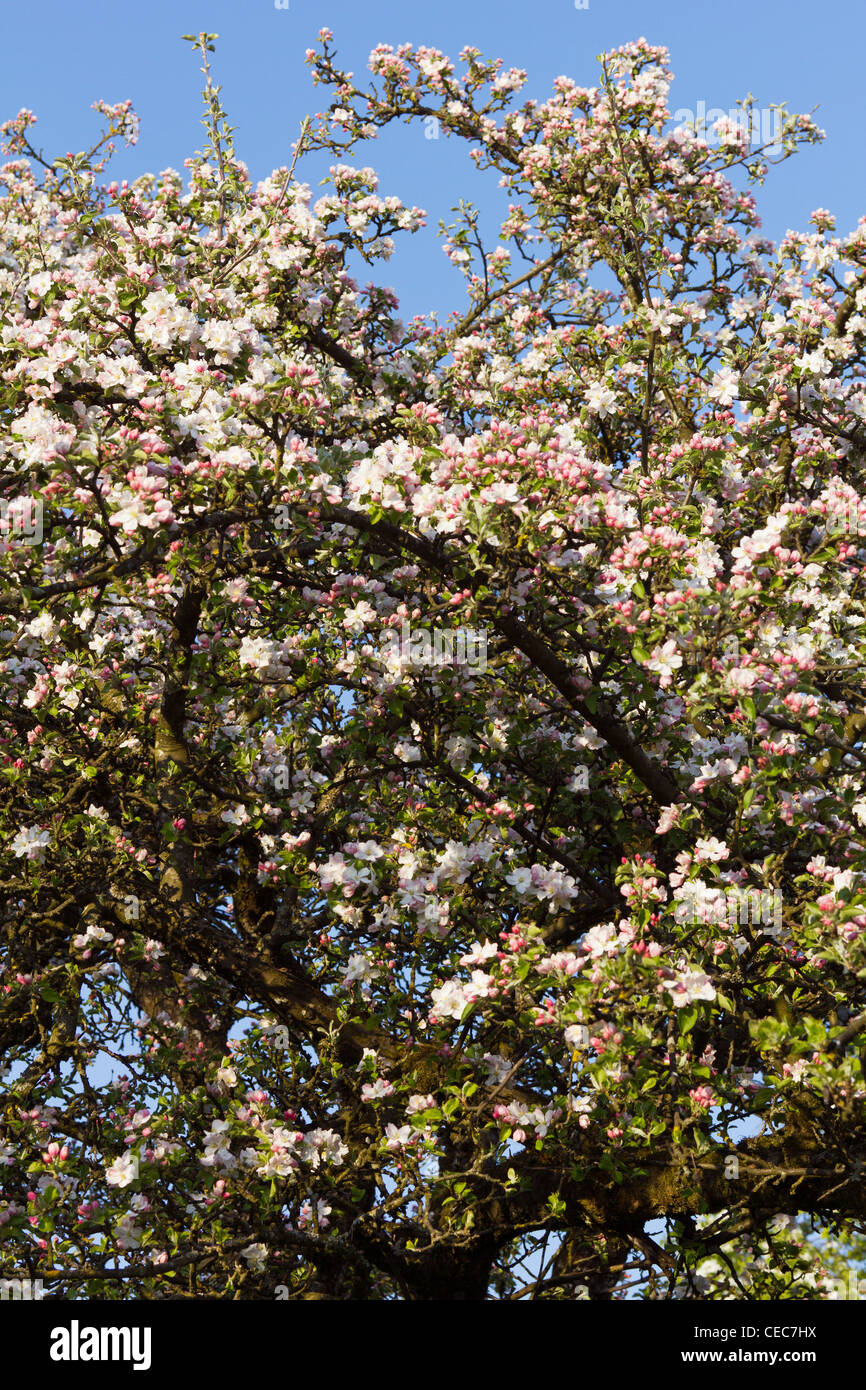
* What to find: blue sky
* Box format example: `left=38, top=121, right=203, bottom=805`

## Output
left=3, top=0, right=864, bottom=323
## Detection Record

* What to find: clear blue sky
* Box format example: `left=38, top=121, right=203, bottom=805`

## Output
left=3, top=0, right=864, bottom=324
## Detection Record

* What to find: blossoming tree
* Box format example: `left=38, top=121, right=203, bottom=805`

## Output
left=1, top=29, right=865, bottom=1301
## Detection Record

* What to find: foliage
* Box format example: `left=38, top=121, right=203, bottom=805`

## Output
left=0, top=30, right=864, bottom=1301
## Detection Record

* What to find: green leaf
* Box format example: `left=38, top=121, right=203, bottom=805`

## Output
left=803, top=1016, right=826, bottom=1048
left=749, top=1016, right=783, bottom=1049
left=679, top=1004, right=699, bottom=1035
